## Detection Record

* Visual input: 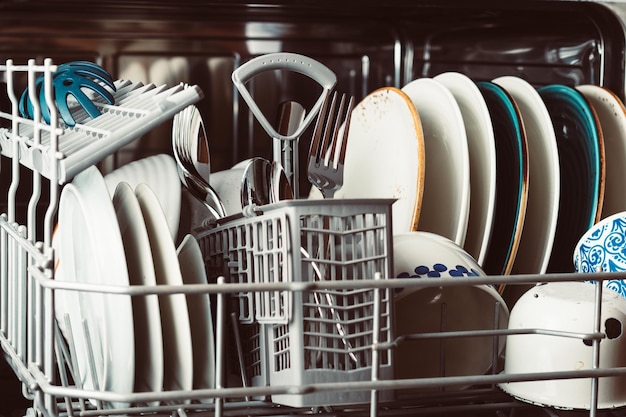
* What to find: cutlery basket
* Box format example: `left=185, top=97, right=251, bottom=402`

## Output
left=195, top=198, right=395, bottom=407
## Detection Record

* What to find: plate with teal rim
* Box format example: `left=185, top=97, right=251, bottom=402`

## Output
left=493, top=76, right=560, bottom=276
left=538, top=84, right=604, bottom=273
left=477, top=81, right=529, bottom=276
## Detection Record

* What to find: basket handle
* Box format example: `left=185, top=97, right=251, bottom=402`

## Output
left=232, top=52, right=337, bottom=141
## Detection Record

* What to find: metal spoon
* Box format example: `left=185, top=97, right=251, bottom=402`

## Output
left=240, top=157, right=293, bottom=208
left=172, top=105, right=226, bottom=220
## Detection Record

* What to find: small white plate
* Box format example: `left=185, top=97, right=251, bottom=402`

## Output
left=576, top=84, right=626, bottom=220
left=494, top=76, right=560, bottom=275
left=177, top=234, right=216, bottom=401
left=332, top=87, right=425, bottom=235
left=56, top=166, right=134, bottom=407
left=435, top=72, right=496, bottom=265
left=402, top=78, right=470, bottom=246
left=136, top=183, right=193, bottom=399
left=104, top=154, right=181, bottom=240
left=112, top=182, right=164, bottom=399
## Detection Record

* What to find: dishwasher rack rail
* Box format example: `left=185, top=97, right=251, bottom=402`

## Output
left=2, top=59, right=626, bottom=417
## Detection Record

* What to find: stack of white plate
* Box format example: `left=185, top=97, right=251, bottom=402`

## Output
left=54, top=156, right=215, bottom=407
left=319, top=73, right=626, bottom=278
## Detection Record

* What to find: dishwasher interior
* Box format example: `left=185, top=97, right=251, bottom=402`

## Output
left=1, top=1, right=626, bottom=416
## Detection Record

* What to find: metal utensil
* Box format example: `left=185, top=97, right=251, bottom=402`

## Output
left=232, top=53, right=337, bottom=197
left=240, top=157, right=294, bottom=208
left=307, top=91, right=354, bottom=199
left=301, top=246, right=359, bottom=366
left=274, top=101, right=305, bottom=198
left=172, top=105, right=226, bottom=220
left=240, top=157, right=272, bottom=208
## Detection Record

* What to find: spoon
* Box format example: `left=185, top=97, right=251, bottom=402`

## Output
left=240, top=157, right=293, bottom=208
left=172, top=105, right=226, bottom=220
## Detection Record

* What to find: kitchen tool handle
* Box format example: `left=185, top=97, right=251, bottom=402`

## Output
left=232, top=52, right=337, bottom=142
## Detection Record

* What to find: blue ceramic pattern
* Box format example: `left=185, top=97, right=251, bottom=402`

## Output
left=575, top=216, right=626, bottom=297
left=396, top=263, right=481, bottom=294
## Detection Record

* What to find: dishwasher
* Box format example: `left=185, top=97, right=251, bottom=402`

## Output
left=2, top=1, right=626, bottom=416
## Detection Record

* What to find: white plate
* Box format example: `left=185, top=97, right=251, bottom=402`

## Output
left=392, top=232, right=509, bottom=394
left=104, top=154, right=181, bottom=240
left=56, top=166, right=134, bottom=407
left=434, top=72, right=496, bottom=265
left=493, top=76, right=560, bottom=275
left=332, top=87, right=425, bottom=235
left=402, top=78, right=470, bottom=246
left=136, top=183, right=193, bottom=398
left=176, top=234, right=216, bottom=401
left=576, top=84, right=626, bottom=220
left=112, top=182, right=164, bottom=399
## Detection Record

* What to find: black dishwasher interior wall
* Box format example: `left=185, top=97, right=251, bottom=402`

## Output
left=0, top=0, right=623, bottom=260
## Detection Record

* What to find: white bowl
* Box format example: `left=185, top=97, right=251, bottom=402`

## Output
left=500, top=282, right=626, bottom=409
left=393, top=232, right=509, bottom=393
left=573, top=210, right=626, bottom=297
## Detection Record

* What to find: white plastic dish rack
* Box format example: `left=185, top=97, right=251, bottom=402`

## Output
left=2, top=58, right=626, bottom=417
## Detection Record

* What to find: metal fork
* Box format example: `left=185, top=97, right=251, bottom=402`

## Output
left=305, top=91, right=359, bottom=365
left=307, top=91, right=354, bottom=199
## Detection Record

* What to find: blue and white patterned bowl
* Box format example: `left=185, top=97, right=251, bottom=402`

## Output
left=573, top=211, right=626, bottom=297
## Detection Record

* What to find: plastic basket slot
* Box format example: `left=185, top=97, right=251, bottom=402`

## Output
left=250, top=212, right=292, bottom=324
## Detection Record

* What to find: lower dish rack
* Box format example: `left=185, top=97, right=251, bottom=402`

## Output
left=2, top=58, right=626, bottom=417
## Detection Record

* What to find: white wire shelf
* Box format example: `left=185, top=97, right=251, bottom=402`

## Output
left=0, top=59, right=203, bottom=185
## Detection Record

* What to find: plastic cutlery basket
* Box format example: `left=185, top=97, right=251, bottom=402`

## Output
left=195, top=198, right=394, bottom=407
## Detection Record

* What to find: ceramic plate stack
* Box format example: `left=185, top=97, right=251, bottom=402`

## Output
left=55, top=163, right=218, bottom=406
left=56, top=166, right=135, bottom=408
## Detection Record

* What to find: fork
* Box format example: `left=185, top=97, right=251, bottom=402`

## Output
left=305, top=91, right=359, bottom=365
left=307, top=91, right=354, bottom=199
